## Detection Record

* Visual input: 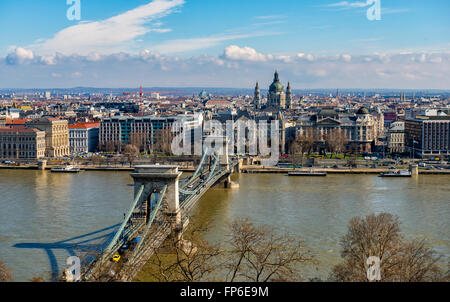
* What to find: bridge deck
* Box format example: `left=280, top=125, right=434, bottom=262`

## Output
left=79, top=157, right=237, bottom=282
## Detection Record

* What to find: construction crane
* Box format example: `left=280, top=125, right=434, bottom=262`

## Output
left=123, top=86, right=185, bottom=97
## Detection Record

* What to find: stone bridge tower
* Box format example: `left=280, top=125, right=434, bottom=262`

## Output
left=131, top=165, right=183, bottom=238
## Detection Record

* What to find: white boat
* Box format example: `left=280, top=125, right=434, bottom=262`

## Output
left=288, top=169, right=327, bottom=177
left=379, top=170, right=412, bottom=178
left=51, top=165, right=81, bottom=173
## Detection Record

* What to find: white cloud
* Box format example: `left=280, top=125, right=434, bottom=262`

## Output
left=31, top=0, right=185, bottom=55
left=149, top=28, right=172, bottom=33
left=6, top=47, right=34, bottom=64
left=40, top=55, right=57, bottom=65
left=151, top=33, right=271, bottom=54
left=429, top=56, right=443, bottom=63
left=72, top=72, right=82, bottom=78
left=308, top=69, right=329, bottom=78
left=85, top=52, right=104, bottom=62
left=382, top=8, right=411, bottom=14
left=326, top=1, right=367, bottom=8
left=254, top=15, right=287, bottom=20
left=341, top=54, right=352, bottom=62
left=276, top=55, right=292, bottom=63
left=297, top=53, right=315, bottom=61
left=223, top=45, right=270, bottom=62
left=2, top=47, right=449, bottom=89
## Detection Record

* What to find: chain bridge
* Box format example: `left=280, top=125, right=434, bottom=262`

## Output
left=74, top=138, right=241, bottom=282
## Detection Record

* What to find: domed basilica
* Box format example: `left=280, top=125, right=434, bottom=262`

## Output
left=254, top=71, right=293, bottom=110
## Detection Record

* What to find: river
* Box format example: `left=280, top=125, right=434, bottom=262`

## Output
left=0, top=170, right=448, bottom=281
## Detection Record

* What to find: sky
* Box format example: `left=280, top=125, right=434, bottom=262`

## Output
left=0, top=0, right=449, bottom=89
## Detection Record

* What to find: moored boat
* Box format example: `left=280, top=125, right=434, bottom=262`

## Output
left=288, top=169, right=327, bottom=177
left=379, top=170, right=411, bottom=178
left=51, top=165, right=81, bottom=173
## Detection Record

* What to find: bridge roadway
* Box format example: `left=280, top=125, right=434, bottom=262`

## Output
left=76, top=153, right=238, bottom=282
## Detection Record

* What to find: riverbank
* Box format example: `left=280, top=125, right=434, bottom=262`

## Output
left=0, top=164, right=196, bottom=172
left=241, top=166, right=450, bottom=175
left=2, top=164, right=450, bottom=174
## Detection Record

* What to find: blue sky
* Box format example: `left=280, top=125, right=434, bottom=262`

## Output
left=0, top=0, right=449, bottom=89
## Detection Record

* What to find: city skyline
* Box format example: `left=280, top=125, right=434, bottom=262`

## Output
left=0, top=0, right=449, bottom=89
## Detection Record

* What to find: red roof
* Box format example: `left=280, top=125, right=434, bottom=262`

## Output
left=206, top=100, right=232, bottom=105
left=5, top=118, right=31, bottom=125
left=0, top=126, right=40, bottom=133
left=69, top=122, right=99, bottom=129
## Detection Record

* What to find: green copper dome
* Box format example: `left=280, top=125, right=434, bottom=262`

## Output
left=269, top=71, right=284, bottom=93
left=356, top=106, right=369, bottom=115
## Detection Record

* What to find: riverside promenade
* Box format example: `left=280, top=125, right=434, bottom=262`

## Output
left=241, top=166, right=450, bottom=175
left=0, top=163, right=196, bottom=172
left=1, top=163, right=449, bottom=175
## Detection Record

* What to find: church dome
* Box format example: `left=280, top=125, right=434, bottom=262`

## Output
left=356, top=107, right=369, bottom=115
left=199, top=90, right=208, bottom=99
left=269, top=71, right=284, bottom=93
left=270, top=81, right=284, bottom=92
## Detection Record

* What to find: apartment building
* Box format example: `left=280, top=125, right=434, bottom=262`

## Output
left=387, top=121, right=405, bottom=154
left=405, top=113, right=450, bottom=157
left=99, top=114, right=203, bottom=153
left=26, top=118, right=70, bottom=157
left=0, top=126, right=46, bottom=160
left=69, top=122, right=99, bottom=154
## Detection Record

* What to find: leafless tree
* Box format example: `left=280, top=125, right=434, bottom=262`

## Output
left=137, top=218, right=315, bottom=282
left=30, top=276, right=44, bottom=282
left=153, top=128, right=174, bottom=156
left=105, top=141, right=116, bottom=153
left=130, top=132, right=150, bottom=153
left=124, top=144, right=140, bottom=167
left=329, top=213, right=448, bottom=282
left=223, top=218, right=315, bottom=282
left=138, top=224, right=221, bottom=282
left=0, top=260, right=13, bottom=282
left=289, top=135, right=314, bottom=167
left=324, top=129, right=349, bottom=157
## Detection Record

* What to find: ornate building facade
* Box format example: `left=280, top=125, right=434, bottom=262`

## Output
left=254, top=82, right=261, bottom=109
left=267, top=71, right=286, bottom=109
left=0, top=126, right=46, bottom=159
left=295, top=107, right=379, bottom=153
left=26, top=118, right=70, bottom=157
left=286, top=82, right=293, bottom=110
left=254, top=71, right=292, bottom=111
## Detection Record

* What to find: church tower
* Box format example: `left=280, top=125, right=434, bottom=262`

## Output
left=268, top=71, right=286, bottom=110
left=254, top=82, right=261, bottom=108
left=286, top=82, right=293, bottom=110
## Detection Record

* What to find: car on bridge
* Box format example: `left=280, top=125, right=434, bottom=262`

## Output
left=112, top=254, right=121, bottom=263
left=119, top=244, right=129, bottom=255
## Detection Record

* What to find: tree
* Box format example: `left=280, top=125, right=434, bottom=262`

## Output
left=329, top=213, right=447, bottom=282
left=0, top=260, right=13, bottom=282
left=137, top=224, right=222, bottom=282
left=289, top=135, right=314, bottom=167
left=30, top=276, right=44, bottom=282
left=130, top=132, right=150, bottom=153
left=105, top=141, right=116, bottom=153
left=324, top=129, right=349, bottom=157
left=223, top=218, right=315, bottom=282
left=124, top=144, right=139, bottom=167
left=136, top=218, right=315, bottom=282
left=153, top=128, right=174, bottom=156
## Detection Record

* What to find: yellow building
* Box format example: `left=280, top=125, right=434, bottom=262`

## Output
left=26, top=118, right=70, bottom=157
left=0, top=126, right=46, bottom=159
